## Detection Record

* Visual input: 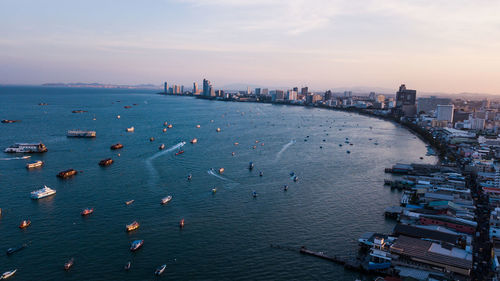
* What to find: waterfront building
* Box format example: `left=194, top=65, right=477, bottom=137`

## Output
left=344, top=91, right=352, bottom=97
left=215, top=90, right=224, bottom=97
left=369, top=92, right=376, bottom=101
left=286, top=90, right=297, bottom=101
left=164, top=82, right=168, bottom=94
left=377, top=94, right=385, bottom=103
left=203, top=79, right=215, bottom=97
left=181, top=85, right=184, bottom=94
left=261, top=88, right=269, bottom=96
left=417, top=96, right=452, bottom=114
left=293, top=87, right=298, bottom=93
left=395, top=84, right=417, bottom=117
left=193, top=82, right=199, bottom=94
left=301, top=87, right=308, bottom=96
left=324, top=90, right=332, bottom=101
left=255, top=88, right=261, bottom=96
left=437, top=104, right=454, bottom=123
left=271, top=90, right=285, bottom=102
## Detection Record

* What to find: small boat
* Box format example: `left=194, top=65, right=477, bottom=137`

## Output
left=163, top=128, right=167, bottom=132
left=187, top=174, right=192, bottom=181
left=346, top=150, right=351, bottom=154
left=117, top=115, right=120, bottom=119
left=284, top=185, right=288, bottom=191
left=155, top=264, right=166, bottom=276
left=255, top=140, right=259, bottom=143
left=196, top=125, right=201, bottom=128
left=159, top=144, right=165, bottom=150
left=216, top=128, right=221, bottom=132
left=167, top=124, right=173, bottom=128
left=161, top=196, right=172, bottom=205
left=231, top=152, right=235, bottom=156
left=124, top=261, right=131, bottom=271
left=150, top=137, right=155, bottom=142
left=289, top=172, right=295, bottom=177
left=179, top=219, right=185, bottom=228
left=164, top=121, right=168, bottom=126
left=19, top=220, right=31, bottom=229
left=0, top=269, right=17, bottom=279
left=234, top=142, right=239, bottom=145
left=72, top=110, right=87, bottom=113
left=6, top=244, right=27, bottom=255
left=190, top=138, right=197, bottom=144
left=218, top=168, right=224, bottom=174
left=339, top=144, right=342, bottom=147
left=1, top=120, right=19, bottom=123
left=126, top=127, right=134, bottom=132
left=259, top=171, right=263, bottom=177
left=212, top=188, right=217, bottom=193
left=26, top=160, right=44, bottom=169
left=81, top=208, right=94, bottom=216
left=249, top=162, right=254, bottom=170
left=252, top=145, right=256, bottom=149
left=124, top=105, right=132, bottom=109
left=125, top=200, right=134, bottom=205
left=39, top=102, right=48, bottom=105
left=175, top=150, right=184, bottom=155
left=261, top=143, right=264, bottom=146
left=126, top=221, right=140, bottom=232
left=64, top=258, right=74, bottom=270
left=130, top=240, right=144, bottom=251
left=110, top=143, right=123, bottom=150
left=57, top=169, right=77, bottom=178
left=293, top=176, right=299, bottom=182
left=252, top=191, right=257, bottom=198
left=98, top=158, right=113, bottom=166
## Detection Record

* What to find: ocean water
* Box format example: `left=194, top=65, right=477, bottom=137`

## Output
left=0, top=86, right=437, bottom=280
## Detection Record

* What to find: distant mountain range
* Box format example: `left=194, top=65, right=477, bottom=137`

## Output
left=42, top=83, right=160, bottom=89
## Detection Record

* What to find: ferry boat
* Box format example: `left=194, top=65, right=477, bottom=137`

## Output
left=218, top=168, right=224, bottom=174
left=0, top=269, right=17, bottom=279
left=179, top=219, right=185, bottom=228
left=110, top=143, right=123, bottom=150
left=126, top=127, right=134, bottom=132
left=126, top=221, right=140, bottom=232
left=67, top=130, right=96, bottom=138
left=216, top=128, right=221, bottom=132
left=26, top=160, right=44, bottom=169
left=175, top=150, right=184, bottom=155
left=1, top=120, right=19, bottom=123
left=64, top=258, right=74, bottom=270
left=125, top=200, right=134, bottom=205
left=57, top=169, right=77, bottom=178
left=6, top=244, right=27, bottom=255
left=155, top=264, right=166, bottom=275
left=4, top=142, right=47, bottom=153
left=161, top=195, right=172, bottom=205
left=81, top=208, right=94, bottom=216
left=31, top=185, right=56, bottom=199
left=130, top=240, right=144, bottom=251
left=99, top=158, right=113, bottom=166
left=190, top=138, right=197, bottom=144
left=159, top=144, right=165, bottom=150
left=19, top=220, right=31, bottom=229
left=124, top=261, right=131, bottom=271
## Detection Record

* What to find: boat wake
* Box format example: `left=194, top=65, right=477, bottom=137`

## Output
left=275, top=139, right=296, bottom=161
left=207, top=169, right=233, bottom=182
left=0, top=156, right=31, bottom=160
left=145, top=141, right=186, bottom=182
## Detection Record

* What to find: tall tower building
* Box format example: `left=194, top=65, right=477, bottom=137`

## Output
left=203, top=79, right=214, bottom=96
left=395, top=84, right=417, bottom=117
left=193, top=82, right=199, bottom=94
left=164, top=82, right=168, bottom=94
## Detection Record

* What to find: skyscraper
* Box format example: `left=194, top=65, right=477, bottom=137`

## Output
left=203, top=79, right=214, bottom=96
left=395, top=84, right=417, bottom=117
left=301, top=87, right=308, bottom=96
left=436, top=105, right=454, bottom=123
left=324, top=90, right=332, bottom=101
left=164, top=82, right=168, bottom=94
left=193, top=82, right=199, bottom=94
left=255, top=88, right=261, bottom=96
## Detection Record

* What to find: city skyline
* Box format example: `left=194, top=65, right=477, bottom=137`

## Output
left=1, top=0, right=500, bottom=94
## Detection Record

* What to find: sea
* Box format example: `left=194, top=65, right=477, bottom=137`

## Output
left=0, top=86, right=437, bottom=280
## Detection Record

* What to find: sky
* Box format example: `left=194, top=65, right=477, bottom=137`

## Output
left=1, top=0, right=499, bottom=94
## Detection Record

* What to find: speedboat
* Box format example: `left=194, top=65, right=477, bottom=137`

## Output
left=0, top=269, right=17, bottom=279
left=161, top=196, right=172, bottom=205
left=249, top=162, right=254, bottom=170
left=218, top=168, right=224, bottom=174
left=126, top=221, right=140, bottom=232
left=19, top=220, right=31, bottom=229
left=6, top=244, right=27, bottom=255
left=216, top=128, right=221, bottom=132
left=252, top=191, right=257, bottom=198
left=81, top=208, right=94, bottom=216
left=187, top=174, right=192, bottom=181
left=284, top=185, right=288, bottom=191
left=126, top=127, right=134, bottom=132
left=179, top=219, right=185, bottom=228
left=64, top=258, right=74, bottom=270
left=130, top=240, right=144, bottom=251
left=159, top=144, right=165, bottom=150
left=259, top=171, right=263, bottom=177
left=124, top=261, right=131, bottom=271
left=175, top=150, right=184, bottom=155
left=212, top=188, right=217, bottom=194
left=196, top=125, right=201, bottom=128
left=125, top=200, right=134, bottom=205
left=155, top=264, right=166, bottom=275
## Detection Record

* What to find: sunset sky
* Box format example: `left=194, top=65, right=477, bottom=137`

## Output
left=1, top=0, right=499, bottom=94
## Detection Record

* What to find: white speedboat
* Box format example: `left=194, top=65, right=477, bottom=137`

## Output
left=31, top=185, right=56, bottom=199
left=0, top=269, right=17, bottom=279
left=161, top=195, right=172, bottom=205
left=155, top=264, right=166, bottom=275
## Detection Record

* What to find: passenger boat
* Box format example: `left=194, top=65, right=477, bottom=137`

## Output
left=4, top=142, right=47, bottom=153
left=218, top=168, right=224, bottom=174
left=175, top=150, right=184, bottom=155
left=26, top=160, right=44, bottom=169
left=167, top=124, right=173, bottom=128
left=249, top=162, right=254, bottom=170
left=125, top=200, right=134, bottom=205
left=6, top=244, right=27, bottom=255
left=64, top=258, right=74, bottom=270
left=110, top=143, right=123, bottom=150
left=161, top=196, right=172, bottom=205
left=0, top=269, right=17, bottom=279
left=190, top=138, right=197, bottom=144
left=124, top=261, right=131, bottom=271
left=31, top=185, right=56, bottom=199
left=155, top=264, right=166, bottom=276
left=1, top=120, right=19, bottom=123
left=67, top=130, right=96, bottom=138
left=81, top=208, right=94, bottom=216
left=19, top=220, right=31, bottom=229
left=126, top=127, right=134, bottom=132
left=196, top=125, right=201, bottom=128
left=98, top=158, right=113, bottom=166
left=159, top=144, right=165, bottom=150
left=179, top=219, right=185, bottom=228
left=216, top=128, right=221, bottom=132
left=130, top=240, right=144, bottom=251
left=57, top=169, right=77, bottom=178
left=126, top=221, right=140, bottom=232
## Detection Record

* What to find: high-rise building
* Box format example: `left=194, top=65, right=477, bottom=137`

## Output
left=436, top=104, right=454, bottom=122
left=203, top=79, right=214, bottom=96
left=377, top=94, right=386, bottom=103
left=395, top=84, right=417, bottom=117
left=164, top=82, right=168, bottom=94
left=193, top=82, right=199, bottom=94
left=301, top=87, right=308, bottom=96
left=261, top=88, right=269, bottom=96
left=369, top=92, right=376, bottom=101
left=417, top=96, right=452, bottom=114
left=255, top=88, right=261, bottom=96
left=286, top=90, right=297, bottom=101
left=181, top=85, right=184, bottom=94
left=324, top=90, right=332, bottom=101
left=344, top=91, right=352, bottom=97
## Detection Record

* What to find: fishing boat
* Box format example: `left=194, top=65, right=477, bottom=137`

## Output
left=187, top=174, right=192, bottom=181
left=252, top=191, right=257, bottom=198
left=216, top=128, right=221, bottom=132
left=81, top=208, right=94, bottom=216
left=117, top=115, right=120, bottom=119
left=249, top=162, right=254, bottom=170
left=124, top=261, right=131, bottom=271
left=167, top=124, right=173, bottom=128
left=98, top=158, right=113, bottom=166
left=31, top=185, right=56, bottom=199
left=19, top=220, right=31, bottom=229
left=26, top=160, right=44, bottom=169
left=1, top=120, right=19, bottom=123
left=0, top=269, right=17, bottom=279
left=125, top=200, right=134, bottom=205
left=163, top=128, right=167, bottom=132
left=161, top=196, right=172, bottom=205
left=212, top=188, right=217, bottom=193
left=110, top=143, right=123, bottom=150
left=57, top=169, right=77, bottom=178
left=6, top=244, right=27, bottom=255
left=284, top=185, right=288, bottom=191
left=64, top=258, right=74, bottom=270
left=159, top=144, right=165, bottom=150
left=175, top=150, right=184, bottom=155
left=130, top=240, right=144, bottom=251
left=126, top=127, right=134, bottom=132
left=179, top=219, right=185, bottom=228
left=196, top=125, right=201, bottom=128
left=190, top=138, right=197, bottom=144
left=155, top=264, right=166, bottom=275
left=124, top=106, right=132, bottom=109
left=126, top=221, right=140, bottom=232
left=150, top=137, right=155, bottom=142
left=218, top=168, right=224, bottom=174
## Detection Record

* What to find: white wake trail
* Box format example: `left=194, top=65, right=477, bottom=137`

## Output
left=145, top=141, right=186, bottom=181
left=0, top=156, right=31, bottom=160
left=275, top=139, right=296, bottom=161
left=207, top=169, right=233, bottom=182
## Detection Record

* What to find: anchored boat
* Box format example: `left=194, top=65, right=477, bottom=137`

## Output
left=26, top=160, right=44, bottom=169
left=31, top=185, right=56, bottom=199
left=161, top=196, right=172, bottom=205
left=126, top=221, right=140, bottom=232
left=4, top=142, right=47, bottom=153
left=130, top=240, right=144, bottom=251
left=155, top=264, right=166, bottom=275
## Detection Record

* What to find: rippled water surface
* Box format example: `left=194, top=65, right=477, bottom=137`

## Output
left=0, top=86, right=437, bottom=280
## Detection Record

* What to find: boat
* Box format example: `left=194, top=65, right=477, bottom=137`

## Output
left=252, top=145, right=256, bottom=149
left=125, top=200, right=134, bottom=205
left=163, top=128, right=167, bottom=132
left=124, top=261, right=131, bottom=271
left=252, top=191, right=257, bottom=198
left=19, top=220, right=31, bottom=229
left=175, top=150, right=184, bottom=155
left=4, top=142, right=47, bottom=153
left=81, top=208, right=94, bottom=216
left=293, top=175, right=299, bottom=182
left=39, top=102, right=48, bottom=106
left=190, top=138, right=197, bottom=144
left=179, top=219, right=185, bottom=228
left=67, top=130, right=96, bottom=138
left=117, top=115, right=120, bottom=119
left=161, top=196, right=172, bottom=205
left=26, top=160, right=44, bottom=169
left=1, top=120, right=19, bottom=123
left=72, top=110, right=87, bottom=113
left=155, top=264, right=166, bottom=276
left=130, top=240, right=144, bottom=251
left=346, top=150, right=351, bottom=154
left=216, top=128, right=221, bottom=132
left=163, top=122, right=168, bottom=126
left=212, top=188, right=217, bottom=193
left=126, top=221, right=140, bottom=232
left=284, top=185, right=288, bottom=191
left=110, top=143, right=123, bottom=150
left=64, top=258, right=74, bottom=270
left=290, top=172, right=295, bottom=177
left=31, top=185, right=56, bottom=199
left=159, top=144, right=165, bottom=150
left=231, top=152, right=235, bottom=156
left=249, top=162, right=254, bottom=170
left=6, top=244, right=27, bottom=255
left=124, top=106, right=132, bottom=109
left=167, top=124, right=173, bottom=128
left=234, top=142, right=239, bottom=145
left=126, top=127, right=134, bottom=132
left=98, top=158, right=113, bottom=166
left=57, top=169, right=77, bottom=178
left=259, top=171, right=263, bottom=177
left=0, top=269, right=17, bottom=279
left=218, top=168, right=224, bottom=174
left=150, top=137, right=155, bottom=142
left=187, top=174, right=192, bottom=181
left=196, top=125, right=201, bottom=128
